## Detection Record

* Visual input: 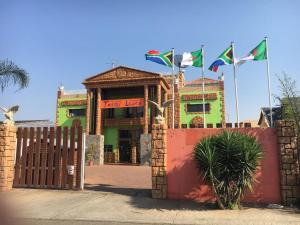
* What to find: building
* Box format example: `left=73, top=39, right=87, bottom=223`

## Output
left=14, top=120, right=55, bottom=128
left=56, top=66, right=225, bottom=164
left=258, top=107, right=282, bottom=127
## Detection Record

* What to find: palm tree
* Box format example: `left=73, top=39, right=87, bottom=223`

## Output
left=0, top=59, right=29, bottom=92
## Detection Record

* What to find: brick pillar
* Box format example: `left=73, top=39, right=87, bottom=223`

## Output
left=157, top=84, right=161, bottom=106
left=55, top=86, right=64, bottom=127
left=86, top=89, right=91, bottom=134
left=0, top=124, right=16, bottom=192
left=276, top=120, right=300, bottom=205
left=144, top=85, right=148, bottom=134
left=151, top=124, right=167, bottom=199
left=131, top=130, right=137, bottom=164
left=96, top=88, right=102, bottom=135
left=164, top=92, right=168, bottom=121
left=219, top=79, right=226, bottom=127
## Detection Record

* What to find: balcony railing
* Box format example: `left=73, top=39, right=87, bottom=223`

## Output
left=104, top=117, right=144, bottom=126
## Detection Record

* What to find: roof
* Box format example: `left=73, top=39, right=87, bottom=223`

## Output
left=14, top=120, right=55, bottom=128
left=181, top=77, right=222, bottom=92
left=63, top=89, right=86, bottom=95
left=258, top=107, right=282, bottom=127
left=82, top=66, right=171, bottom=89
left=185, top=77, right=219, bottom=86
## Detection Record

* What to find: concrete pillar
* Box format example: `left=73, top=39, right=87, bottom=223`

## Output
left=0, top=124, right=16, bottom=192
left=144, top=85, right=149, bottom=134
left=96, top=88, right=102, bottom=135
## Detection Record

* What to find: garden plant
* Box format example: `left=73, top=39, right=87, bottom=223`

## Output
left=193, top=130, right=263, bottom=209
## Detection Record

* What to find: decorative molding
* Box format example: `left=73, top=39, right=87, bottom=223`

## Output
left=191, top=116, right=204, bottom=125
left=61, top=100, right=87, bottom=106
left=181, top=93, right=217, bottom=101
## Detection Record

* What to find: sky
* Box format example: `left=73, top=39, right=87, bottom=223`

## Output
left=1, top=0, right=300, bottom=123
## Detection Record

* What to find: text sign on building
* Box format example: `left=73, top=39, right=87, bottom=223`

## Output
left=101, top=98, right=144, bottom=108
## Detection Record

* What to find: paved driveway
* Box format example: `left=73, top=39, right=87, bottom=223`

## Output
left=84, top=165, right=151, bottom=195
left=4, top=189, right=300, bottom=225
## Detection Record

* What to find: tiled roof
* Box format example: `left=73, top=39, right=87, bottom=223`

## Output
left=14, top=120, right=55, bottom=128
left=185, top=77, right=219, bottom=86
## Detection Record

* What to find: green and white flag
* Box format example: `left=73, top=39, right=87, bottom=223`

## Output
left=238, top=40, right=267, bottom=65
left=178, top=49, right=203, bottom=67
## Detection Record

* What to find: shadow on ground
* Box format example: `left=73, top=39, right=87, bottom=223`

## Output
left=84, top=183, right=217, bottom=211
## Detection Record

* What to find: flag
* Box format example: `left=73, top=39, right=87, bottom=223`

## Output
left=175, top=49, right=203, bottom=68
left=145, top=50, right=173, bottom=67
left=238, top=40, right=267, bottom=65
left=208, top=46, right=233, bottom=72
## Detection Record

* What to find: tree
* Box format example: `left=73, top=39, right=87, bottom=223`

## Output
left=0, top=59, right=29, bottom=92
left=193, top=131, right=263, bottom=209
left=276, top=72, right=300, bottom=159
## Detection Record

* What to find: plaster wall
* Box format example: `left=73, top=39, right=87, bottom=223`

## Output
left=167, top=128, right=281, bottom=203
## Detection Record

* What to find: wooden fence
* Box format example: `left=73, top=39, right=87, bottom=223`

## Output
left=13, top=126, right=84, bottom=190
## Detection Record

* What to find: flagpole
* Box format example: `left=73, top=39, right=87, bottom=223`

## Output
left=265, top=36, right=273, bottom=127
left=172, top=48, right=175, bottom=129
left=201, top=45, right=206, bottom=128
left=231, top=42, right=240, bottom=128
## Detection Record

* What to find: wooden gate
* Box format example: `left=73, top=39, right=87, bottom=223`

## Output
left=13, top=126, right=84, bottom=190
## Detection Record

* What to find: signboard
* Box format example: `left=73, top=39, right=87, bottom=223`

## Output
left=101, top=98, right=144, bottom=108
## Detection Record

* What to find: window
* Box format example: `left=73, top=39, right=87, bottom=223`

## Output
left=186, top=103, right=210, bottom=113
left=125, top=107, right=144, bottom=118
left=119, top=130, right=131, bottom=139
left=68, top=108, right=86, bottom=117
left=106, top=108, right=114, bottom=118
left=104, top=145, right=113, bottom=153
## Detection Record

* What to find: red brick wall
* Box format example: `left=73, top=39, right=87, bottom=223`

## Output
left=167, top=128, right=281, bottom=203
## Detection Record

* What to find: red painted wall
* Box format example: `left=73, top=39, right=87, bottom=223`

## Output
left=167, top=128, right=281, bottom=203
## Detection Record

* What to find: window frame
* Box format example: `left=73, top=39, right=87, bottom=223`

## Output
left=185, top=103, right=210, bottom=114
left=68, top=108, right=86, bottom=117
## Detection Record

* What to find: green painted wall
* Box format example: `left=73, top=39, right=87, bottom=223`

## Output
left=104, top=125, right=142, bottom=153
left=179, top=89, right=223, bottom=127
left=104, top=127, right=119, bottom=152
left=57, top=98, right=87, bottom=128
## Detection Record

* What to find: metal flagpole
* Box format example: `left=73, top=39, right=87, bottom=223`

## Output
left=231, top=42, right=240, bottom=127
left=265, top=37, right=273, bottom=127
left=201, top=45, right=206, bottom=128
left=172, top=48, right=175, bottom=129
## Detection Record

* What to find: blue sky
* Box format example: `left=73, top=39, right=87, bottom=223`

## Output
left=1, top=0, right=299, bottom=122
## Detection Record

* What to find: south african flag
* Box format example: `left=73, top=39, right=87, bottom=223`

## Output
left=208, top=46, right=234, bottom=72
left=145, top=50, right=173, bottom=67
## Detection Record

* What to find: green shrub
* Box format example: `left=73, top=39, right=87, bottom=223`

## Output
left=193, top=130, right=263, bottom=209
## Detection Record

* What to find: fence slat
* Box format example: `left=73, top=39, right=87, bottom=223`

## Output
left=61, top=127, right=69, bottom=189
left=26, top=127, right=35, bottom=187
left=47, top=127, right=55, bottom=188
left=20, top=128, right=28, bottom=186
left=33, top=128, right=41, bottom=187
left=76, top=127, right=83, bottom=189
left=54, top=127, right=62, bottom=188
left=14, top=126, right=83, bottom=190
left=68, top=127, right=76, bottom=189
left=40, top=127, right=48, bottom=187
left=13, top=128, right=23, bottom=186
